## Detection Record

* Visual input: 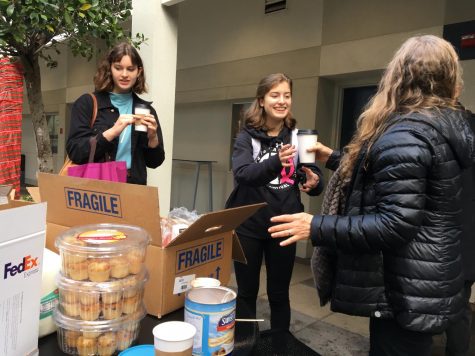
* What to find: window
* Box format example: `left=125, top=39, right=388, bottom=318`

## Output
left=46, top=113, right=59, bottom=154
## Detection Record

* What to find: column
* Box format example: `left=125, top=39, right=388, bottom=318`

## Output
left=132, top=0, right=179, bottom=215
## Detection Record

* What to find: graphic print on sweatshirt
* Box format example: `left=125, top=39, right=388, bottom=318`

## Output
left=255, top=141, right=296, bottom=191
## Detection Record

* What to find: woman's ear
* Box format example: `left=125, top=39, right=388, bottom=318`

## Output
left=259, top=98, right=264, bottom=107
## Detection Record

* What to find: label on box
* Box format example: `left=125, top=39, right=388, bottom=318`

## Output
left=173, top=274, right=196, bottom=295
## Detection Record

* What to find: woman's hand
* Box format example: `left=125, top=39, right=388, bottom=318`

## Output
left=308, top=142, right=334, bottom=164
left=268, top=212, right=313, bottom=246
left=103, top=114, right=134, bottom=141
left=299, top=166, right=320, bottom=192
left=138, top=114, right=160, bottom=148
left=279, top=144, right=297, bottom=167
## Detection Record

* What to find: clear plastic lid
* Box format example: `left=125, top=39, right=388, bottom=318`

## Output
left=55, top=223, right=150, bottom=257
left=53, top=305, right=146, bottom=332
left=56, top=269, right=148, bottom=293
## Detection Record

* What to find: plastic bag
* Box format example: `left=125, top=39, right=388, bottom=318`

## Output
left=161, top=207, right=200, bottom=247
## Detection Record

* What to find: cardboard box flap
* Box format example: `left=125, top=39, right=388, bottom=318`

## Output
left=167, top=203, right=266, bottom=247
left=27, top=186, right=41, bottom=203
left=232, top=232, right=247, bottom=264
left=38, top=173, right=162, bottom=241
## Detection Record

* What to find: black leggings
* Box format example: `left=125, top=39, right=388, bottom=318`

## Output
left=233, top=234, right=296, bottom=331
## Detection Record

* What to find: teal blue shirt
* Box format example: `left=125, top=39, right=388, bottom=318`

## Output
left=110, top=92, right=133, bottom=169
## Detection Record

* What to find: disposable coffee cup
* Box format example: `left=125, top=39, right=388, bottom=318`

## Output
left=153, top=321, right=196, bottom=356
left=134, top=104, right=150, bottom=132
left=297, top=129, right=318, bottom=164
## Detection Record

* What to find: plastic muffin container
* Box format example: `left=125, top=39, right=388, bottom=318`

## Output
left=57, top=270, right=148, bottom=321
left=55, top=224, right=150, bottom=282
left=53, top=306, right=146, bottom=355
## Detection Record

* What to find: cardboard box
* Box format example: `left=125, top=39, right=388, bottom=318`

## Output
left=37, top=173, right=263, bottom=318
left=0, top=186, right=47, bottom=356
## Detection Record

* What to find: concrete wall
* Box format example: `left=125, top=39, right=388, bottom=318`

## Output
left=26, top=0, right=475, bottom=218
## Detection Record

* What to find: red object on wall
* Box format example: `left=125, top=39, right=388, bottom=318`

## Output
left=461, top=33, right=475, bottom=48
left=0, top=58, right=23, bottom=198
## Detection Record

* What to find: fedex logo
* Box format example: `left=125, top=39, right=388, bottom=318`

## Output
left=4, top=255, right=39, bottom=279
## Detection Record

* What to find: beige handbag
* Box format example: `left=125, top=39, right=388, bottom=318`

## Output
left=59, top=93, right=98, bottom=176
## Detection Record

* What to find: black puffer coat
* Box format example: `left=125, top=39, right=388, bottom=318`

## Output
left=310, top=109, right=475, bottom=333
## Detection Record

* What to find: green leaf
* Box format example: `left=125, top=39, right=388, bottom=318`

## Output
left=80, top=4, right=92, bottom=11
left=46, top=24, right=54, bottom=33
left=78, top=12, right=85, bottom=18
left=6, top=4, right=14, bottom=16
left=64, top=11, right=72, bottom=25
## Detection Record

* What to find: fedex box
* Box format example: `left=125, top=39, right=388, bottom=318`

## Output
left=37, top=173, right=263, bottom=318
left=0, top=186, right=46, bottom=356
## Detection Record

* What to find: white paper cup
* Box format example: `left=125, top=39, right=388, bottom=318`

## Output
left=134, top=105, right=150, bottom=132
left=297, top=129, right=318, bottom=164
left=153, top=321, right=196, bottom=356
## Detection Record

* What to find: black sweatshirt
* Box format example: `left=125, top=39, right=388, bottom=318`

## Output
left=226, top=125, right=324, bottom=239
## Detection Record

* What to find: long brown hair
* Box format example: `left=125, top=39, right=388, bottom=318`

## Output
left=93, top=42, right=147, bottom=94
left=340, top=35, right=462, bottom=179
left=243, top=73, right=296, bottom=131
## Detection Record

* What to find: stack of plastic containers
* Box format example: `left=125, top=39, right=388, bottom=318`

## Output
left=53, top=223, right=150, bottom=356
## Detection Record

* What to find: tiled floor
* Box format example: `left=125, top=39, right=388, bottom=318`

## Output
left=228, top=260, right=475, bottom=356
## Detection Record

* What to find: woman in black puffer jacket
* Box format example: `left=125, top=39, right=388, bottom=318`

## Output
left=268, top=35, right=475, bottom=356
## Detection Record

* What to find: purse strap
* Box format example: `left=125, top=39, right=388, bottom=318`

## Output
left=89, top=93, right=98, bottom=128
left=87, top=93, right=99, bottom=163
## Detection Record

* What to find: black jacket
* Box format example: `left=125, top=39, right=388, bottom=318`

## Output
left=460, top=109, right=475, bottom=281
left=311, top=109, right=475, bottom=333
left=66, top=91, right=165, bottom=185
left=227, top=126, right=324, bottom=239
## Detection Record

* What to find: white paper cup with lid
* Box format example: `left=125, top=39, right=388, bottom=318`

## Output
left=153, top=321, right=196, bottom=355
left=297, top=129, right=319, bottom=164
left=134, top=104, right=150, bottom=132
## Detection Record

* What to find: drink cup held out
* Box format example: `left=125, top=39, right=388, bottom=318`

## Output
left=134, top=104, right=150, bottom=132
left=153, top=321, right=196, bottom=356
left=297, top=129, right=319, bottom=164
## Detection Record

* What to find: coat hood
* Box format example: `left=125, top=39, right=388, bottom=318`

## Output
left=243, top=125, right=292, bottom=145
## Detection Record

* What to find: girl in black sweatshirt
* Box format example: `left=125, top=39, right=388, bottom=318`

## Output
left=226, top=73, right=324, bottom=331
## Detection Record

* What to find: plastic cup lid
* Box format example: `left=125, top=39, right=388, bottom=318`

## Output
left=119, top=344, right=154, bottom=356
left=297, top=129, right=318, bottom=135
left=55, top=223, right=150, bottom=255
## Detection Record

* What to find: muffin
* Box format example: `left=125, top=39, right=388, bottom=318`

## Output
left=102, top=301, right=123, bottom=320
left=62, top=236, right=88, bottom=264
left=61, top=289, right=80, bottom=304
left=109, top=256, right=129, bottom=278
left=116, top=329, right=134, bottom=351
left=64, top=330, right=81, bottom=348
left=67, top=260, right=89, bottom=281
left=88, top=260, right=111, bottom=282
left=97, top=332, right=117, bottom=356
left=126, top=249, right=144, bottom=275
left=122, top=295, right=139, bottom=314
left=79, top=302, right=101, bottom=321
left=101, top=290, right=122, bottom=304
left=80, top=292, right=100, bottom=306
left=121, top=277, right=139, bottom=298
left=62, top=301, right=81, bottom=318
left=76, top=336, right=97, bottom=356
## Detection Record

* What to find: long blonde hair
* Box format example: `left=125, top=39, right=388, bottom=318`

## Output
left=340, top=35, right=462, bottom=179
